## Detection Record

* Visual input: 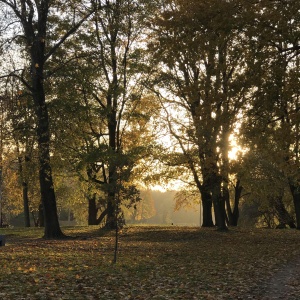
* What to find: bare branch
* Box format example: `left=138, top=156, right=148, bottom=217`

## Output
left=0, top=71, right=32, bottom=91
left=278, top=44, right=300, bottom=53
left=44, top=9, right=94, bottom=62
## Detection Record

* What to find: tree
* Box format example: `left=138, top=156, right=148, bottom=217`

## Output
left=238, top=150, right=295, bottom=228
left=148, top=0, right=252, bottom=230
left=88, top=0, right=157, bottom=228
left=0, top=93, right=8, bottom=227
left=5, top=80, right=38, bottom=227
left=241, top=0, right=300, bottom=228
left=51, top=0, right=156, bottom=229
left=124, top=189, right=156, bottom=222
left=0, top=0, right=93, bottom=238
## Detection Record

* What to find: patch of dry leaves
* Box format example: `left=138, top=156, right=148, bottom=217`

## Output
left=0, top=226, right=300, bottom=299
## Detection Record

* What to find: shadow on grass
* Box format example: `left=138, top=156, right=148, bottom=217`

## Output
left=120, top=225, right=242, bottom=246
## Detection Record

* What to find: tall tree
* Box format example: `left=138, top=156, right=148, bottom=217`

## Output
left=241, top=0, right=300, bottom=228
left=0, top=0, right=93, bottom=238
left=65, top=0, right=157, bottom=228
left=149, top=0, right=251, bottom=230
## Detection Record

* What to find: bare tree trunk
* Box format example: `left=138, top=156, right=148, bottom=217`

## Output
left=274, top=194, right=296, bottom=229
left=88, top=194, right=98, bottom=225
left=33, top=76, right=64, bottom=238
left=200, top=190, right=214, bottom=227
left=17, top=152, right=31, bottom=227
left=225, top=180, right=242, bottom=227
left=289, top=183, right=300, bottom=229
left=212, top=174, right=227, bottom=231
left=38, top=203, right=44, bottom=227
left=8, top=0, right=66, bottom=238
left=22, top=182, right=31, bottom=227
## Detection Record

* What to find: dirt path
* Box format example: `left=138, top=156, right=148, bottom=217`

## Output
left=259, top=257, right=300, bottom=299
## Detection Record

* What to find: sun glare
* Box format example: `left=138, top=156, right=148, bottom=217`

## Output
left=228, top=135, right=241, bottom=161
left=229, top=146, right=239, bottom=160
left=228, top=132, right=250, bottom=161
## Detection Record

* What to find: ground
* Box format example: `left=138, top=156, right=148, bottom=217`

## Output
left=259, top=255, right=300, bottom=299
left=0, top=226, right=300, bottom=299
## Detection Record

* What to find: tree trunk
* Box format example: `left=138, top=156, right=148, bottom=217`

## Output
left=220, top=127, right=233, bottom=226
left=87, top=193, right=109, bottom=226
left=224, top=187, right=232, bottom=225
left=104, top=88, right=118, bottom=229
left=212, top=175, right=227, bottom=231
left=202, top=169, right=226, bottom=230
left=34, top=85, right=64, bottom=238
left=38, top=203, right=44, bottom=227
left=22, top=182, right=31, bottom=227
left=274, top=195, right=296, bottom=229
left=88, top=194, right=98, bottom=225
left=29, top=16, right=64, bottom=239
left=289, top=183, right=300, bottom=229
left=1, top=0, right=91, bottom=238
left=17, top=154, right=31, bottom=227
left=104, top=194, right=117, bottom=229
left=230, top=201, right=239, bottom=227
left=201, top=191, right=214, bottom=227
left=8, top=0, right=65, bottom=238
left=224, top=181, right=242, bottom=227
left=231, top=180, right=242, bottom=226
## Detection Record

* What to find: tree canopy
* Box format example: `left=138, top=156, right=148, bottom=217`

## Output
left=0, top=0, right=299, bottom=232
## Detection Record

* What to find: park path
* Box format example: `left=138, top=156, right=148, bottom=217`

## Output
left=258, top=256, right=300, bottom=299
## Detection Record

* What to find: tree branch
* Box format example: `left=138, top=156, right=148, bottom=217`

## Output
left=278, top=44, right=300, bottom=53
left=44, top=9, right=94, bottom=62
left=0, top=71, right=33, bottom=91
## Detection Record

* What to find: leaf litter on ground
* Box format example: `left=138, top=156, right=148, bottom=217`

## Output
left=0, top=226, right=300, bottom=299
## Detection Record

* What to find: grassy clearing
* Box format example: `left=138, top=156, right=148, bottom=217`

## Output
left=0, top=226, right=300, bottom=299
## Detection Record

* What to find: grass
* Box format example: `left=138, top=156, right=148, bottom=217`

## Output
left=0, top=226, right=300, bottom=299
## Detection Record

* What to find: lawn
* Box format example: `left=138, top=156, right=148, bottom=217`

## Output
left=0, top=226, right=300, bottom=299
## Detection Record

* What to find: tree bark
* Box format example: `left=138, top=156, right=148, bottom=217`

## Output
left=289, top=183, right=300, bottom=229
left=225, top=180, right=242, bottom=227
left=212, top=174, right=227, bottom=231
left=224, top=187, right=232, bottom=225
left=200, top=190, right=214, bottom=227
left=25, top=1, right=65, bottom=239
left=32, top=54, right=65, bottom=238
left=232, top=180, right=242, bottom=226
left=38, top=203, right=44, bottom=227
left=274, top=194, right=296, bottom=229
left=104, top=193, right=117, bottom=229
left=88, top=195, right=109, bottom=226
left=0, top=0, right=92, bottom=237
left=22, top=182, right=31, bottom=227
left=104, top=74, right=118, bottom=229
left=88, top=194, right=98, bottom=225
left=17, top=153, right=31, bottom=227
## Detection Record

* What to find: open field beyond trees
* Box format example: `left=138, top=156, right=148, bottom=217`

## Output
left=0, top=226, right=300, bottom=299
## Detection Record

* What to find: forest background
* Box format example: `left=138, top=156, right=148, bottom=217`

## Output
left=0, top=0, right=299, bottom=237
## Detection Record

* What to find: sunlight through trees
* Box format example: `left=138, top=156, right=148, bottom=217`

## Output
left=0, top=0, right=299, bottom=232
